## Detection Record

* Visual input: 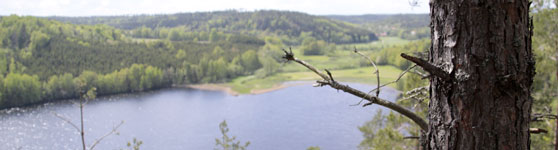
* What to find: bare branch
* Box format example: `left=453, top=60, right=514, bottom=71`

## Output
left=529, top=128, right=549, bottom=134
left=80, top=96, right=86, bottom=150
left=325, top=69, right=335, bottom=83
left=401, top=53, right=451, bottom=81
left=531, top=113, right=558, bottom=121
left=409, top=67, right=429, bottom=78
left=404, top=136, right=420, bottom=139
left=349, top=99, right=366, bottom=106
left=354, top=47, right=381, bottom=97
left=89, top=121, right=125, bottom=150
left=283, top=51, right=428, bottom=131
left=52, top=112, right=81, bottom=133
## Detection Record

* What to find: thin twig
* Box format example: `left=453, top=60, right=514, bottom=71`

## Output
left=410, top=68, right=429, bottom=78
left=354, top=47, right=380, bottom=97
left=368, top=65, right=417, bottom=94
left=349, top=99, right=366, bottom=106
left=284, top=51, right=428, bottom=131
left=89, top=121, right=125, bottom=150
left=404, top=136, right=420, bottom=139
left=52, top=112, right=81, bottom=132
left=405, top=86, right=429, bottom=95
left=351, top=64, right=417, bottom=107
left=325, top=69, right=335, bottom=83
left=80, top=96, right=86, bottom=150
left=531, top=113, right=558, bottom=121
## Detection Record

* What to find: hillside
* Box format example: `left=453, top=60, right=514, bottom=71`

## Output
left=49, top=10, right=378, bottom=44
left=0, top=15, right=269, bottom=108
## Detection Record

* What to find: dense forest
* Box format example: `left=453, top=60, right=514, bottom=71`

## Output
left=0, top=15, right=268, bottom=109
left=50, top=10, right=378, bottom=44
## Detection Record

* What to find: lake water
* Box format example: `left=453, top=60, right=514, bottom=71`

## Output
left=0, top=83, right=399, bottom=150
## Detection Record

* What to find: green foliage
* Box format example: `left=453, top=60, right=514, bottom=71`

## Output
left=306, top=146, right=321, bottom=150
left=44, top=73, right=78, bottom=100
left=29, top=31, right=50, bottom=50
left=358, top=110, right=416, bottom=150
left=0, top=64, right=168, bottom=109
left=83, top=87, right=97, bottom=100
left=255, top=37, right=283, bottom=77
left=240, top=50, right=262, bottom=72
left=371, top=39, right=430, bottom=70
left=300, top=38, right=333, bottom=56
left=50, top=10, right=378, bottom=44
left=530, top=6, right=558, bottom=150
left=124, top=138, right=143, bottom=150
left=1, top=73, right=42, bottom=107
left=327, top=14, right=430, bottom=40
left=358, top=39, right=429, bottom=150
left=215, top=120, right=250, bottom=150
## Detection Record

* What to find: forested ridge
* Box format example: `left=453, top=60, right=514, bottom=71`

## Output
left=49, top=10, right=378, bottom=44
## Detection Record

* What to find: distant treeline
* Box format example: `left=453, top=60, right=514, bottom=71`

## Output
left=49, top=10, right=379, bottom=44
left=326, top=14, right=430, bottom=40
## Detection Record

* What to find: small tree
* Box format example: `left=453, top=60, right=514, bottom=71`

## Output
left=215, top=120, right=250, bottom=150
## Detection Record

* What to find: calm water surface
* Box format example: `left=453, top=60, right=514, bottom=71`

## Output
left=0, top=83, right=399, bottom=150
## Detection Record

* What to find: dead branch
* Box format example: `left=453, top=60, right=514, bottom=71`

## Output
left=400, top=53, right=451, bottom=81
left=529, top=128, right=549, bottom=134
left=404, top=136, right=420, bottom=139
left=354, top=47, right=381, bottom=97
left=531, top=113, right=558, bottom=121
left=89, top=121, right=125, bottom=150
left=284, top=49, right=428, bottom=131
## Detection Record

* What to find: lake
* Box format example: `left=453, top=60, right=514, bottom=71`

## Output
left=0, top=83, right=399, bottom=150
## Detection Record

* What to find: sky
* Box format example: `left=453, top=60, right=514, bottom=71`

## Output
left=0, top=0, right=429, bottom=17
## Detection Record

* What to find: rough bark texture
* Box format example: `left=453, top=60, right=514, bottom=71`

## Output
left=427, top=0, right=535, bottom=149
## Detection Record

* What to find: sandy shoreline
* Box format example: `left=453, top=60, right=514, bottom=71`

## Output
left=177, top=84, right=240, bottom=96
left=177, top=81, right=312, bottom=96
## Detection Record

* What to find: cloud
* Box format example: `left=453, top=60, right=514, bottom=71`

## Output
left=0, top=0, right=429, bottom=16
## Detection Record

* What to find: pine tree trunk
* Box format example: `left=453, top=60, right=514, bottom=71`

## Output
left=426, top=0, right=534, bottom=149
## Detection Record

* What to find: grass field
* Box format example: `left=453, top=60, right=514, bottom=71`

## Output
left=337, top=36, right=412, bottom=51
left=227, top=36, right=409, bottom=94
left=228, top=65, right=403, bottom=94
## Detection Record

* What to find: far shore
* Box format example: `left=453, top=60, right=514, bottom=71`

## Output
left=177, top=81, right=313, bottom=96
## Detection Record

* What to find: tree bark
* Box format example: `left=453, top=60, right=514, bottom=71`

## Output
left=427, top=0, right=534, bottom=149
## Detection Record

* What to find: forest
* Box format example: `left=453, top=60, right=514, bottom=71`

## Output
left=50, top=10, right=378, bottom=44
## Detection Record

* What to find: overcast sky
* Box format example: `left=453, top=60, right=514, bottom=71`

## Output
left=0, top=0, right=429, bottom=17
